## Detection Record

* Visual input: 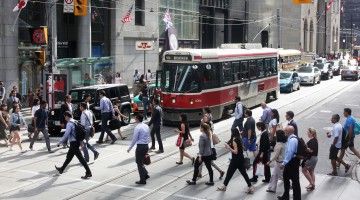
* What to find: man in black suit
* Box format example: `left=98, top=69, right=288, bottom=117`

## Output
left=250, top=121, right=271, bottom=183
left=148, top=98, right=163, bottom=153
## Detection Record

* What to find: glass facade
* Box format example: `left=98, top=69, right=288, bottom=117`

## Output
left=159, top=0, right=200, bottom=41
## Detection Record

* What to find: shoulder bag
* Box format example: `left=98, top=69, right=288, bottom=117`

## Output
left=84, top=112, right=95, bottom=137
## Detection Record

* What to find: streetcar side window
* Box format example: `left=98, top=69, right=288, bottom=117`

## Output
left=265, top=59, right=272, bottom=76
left=257, top=59, right=265, bottom=78
left=239, top=61, right=249, bottom=81
left=249, top=60, right=258, bottom=79
left=232, top=61, right=241, bottom=83
left=203, top=63, right=220, bottom=89
left=222, top=62, right=233, bottom=85
left=270, top=58, right=278, bottom=75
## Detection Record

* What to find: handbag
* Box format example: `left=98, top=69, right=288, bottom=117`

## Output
left=243, top=151, right=251, bottom=170
left=144, top=153, right=151, bottom=165
left=212, top=133, right=220, bottom=145
left=109, top=119, right=122, bottom=130
left=176, top=134, right=183, bottom=147
left=27, top=124, right=35, bottom=133
left=184, top=138, right=192, bottom=147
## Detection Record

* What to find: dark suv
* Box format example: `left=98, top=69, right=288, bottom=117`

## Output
left=48, top=84, right=132, bottom=135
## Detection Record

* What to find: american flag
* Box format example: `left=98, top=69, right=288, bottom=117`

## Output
left=13, top=0, right=28, bottom=12
left=163, top=9, right=173, bottom=30
left=121, top=4, right=134, bottom=23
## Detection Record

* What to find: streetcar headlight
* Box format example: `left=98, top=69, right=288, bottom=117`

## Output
left=172, top=98, right=176, bottom=104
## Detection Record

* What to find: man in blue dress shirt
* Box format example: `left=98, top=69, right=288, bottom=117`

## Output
left=128, top=114, right=150, bottom=185
left=278, top=126, right=301, bottom=200
left=55, top=111, right=92, bottom=179
left=96, top=90, right=117, bottom=144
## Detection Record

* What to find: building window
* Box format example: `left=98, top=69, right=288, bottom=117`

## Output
left=135, top=0, right=145, bottom=26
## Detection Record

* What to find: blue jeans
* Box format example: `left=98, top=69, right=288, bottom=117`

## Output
left=82, top=129, right=98, bottom=162
left=142, top=97, right=149, bottom=119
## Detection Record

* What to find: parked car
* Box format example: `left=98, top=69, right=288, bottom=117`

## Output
left=279, top=71, right=301, bottom=93
left=328, top=60, right=340, bottom=76
left=297, top=66, right=321, bottom=85
left=341, top=66, right=360, bottom=81
left=315, top=58, right=327, bottom=65
left=315, top=63, right=333, bottom=80
left=48, top=84, right=133, bottom=135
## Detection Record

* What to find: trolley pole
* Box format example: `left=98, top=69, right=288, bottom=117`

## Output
left=324, top=0, right=327, bottom=57
left=351, top=14, right=354, bottom=56
left=277, top=8, right=281, bottom=48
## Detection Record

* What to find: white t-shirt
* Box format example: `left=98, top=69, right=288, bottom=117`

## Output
left=114, top=77, right=122, bottom=84
left=331, top=122, right=342, bottom=149
left=31, top=105, right=40, bottom=117
left=269, top=118, right=278, bottom=128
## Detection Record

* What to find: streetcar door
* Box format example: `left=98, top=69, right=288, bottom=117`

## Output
left=156, top=70, right=162, bottom=88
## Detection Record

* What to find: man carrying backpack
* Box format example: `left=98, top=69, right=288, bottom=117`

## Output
left=338, top=108, right=360, bottom=168
left=55, top=111, right=92, bottom=179
left=278, top=126, right=301, bottom=200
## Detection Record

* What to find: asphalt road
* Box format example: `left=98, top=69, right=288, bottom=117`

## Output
left=1, top=76, right=360, bottom=200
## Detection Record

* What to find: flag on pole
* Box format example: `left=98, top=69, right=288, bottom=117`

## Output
left=326, top=0, right=335, bottom=11
left=341, top=1, right=344, bottom=14
left=13, top=0, right=28, bottom=12
left=163, top=9, right=173, bottom=30
left=121, top=4, right=134, bottom=23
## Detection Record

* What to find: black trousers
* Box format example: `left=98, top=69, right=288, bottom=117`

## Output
left=252, top=152, right=271, bottom=181
left=192, top=156, right=213, bottom=182
left=98, top=112, right=116, bottom=142
left=150, top=125, right=163, bottom=151
left=282, top=158, right=301, bottom=200
left=61, top=141, right=91, bottom=175
left=136, top=144, right=149, bottom=181
left=224, top=158, right=251, bottom=187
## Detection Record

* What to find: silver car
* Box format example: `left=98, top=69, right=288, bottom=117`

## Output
left=297, top=66, right=321, bottom=85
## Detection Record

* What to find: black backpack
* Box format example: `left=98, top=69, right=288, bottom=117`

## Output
left=73, top=121, right=86, bottom=142
left=295, top=137, right=307, bottom=159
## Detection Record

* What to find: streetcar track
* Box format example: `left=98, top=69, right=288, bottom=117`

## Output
left=1, top=77, right=358, bottom=199
left=61, top=78, right=359, bottom=199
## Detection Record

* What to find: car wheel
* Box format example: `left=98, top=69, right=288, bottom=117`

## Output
left=289, top=86, right=293, bottom=93
left=317, top=77, right=321, bottom=84
left=355, top=76, right=359, bottom=81
left=297, top=84, right=300, bottom=90
left=121, top=108, right=132, bottom=125
left=312, top=78, right=316, bottom=86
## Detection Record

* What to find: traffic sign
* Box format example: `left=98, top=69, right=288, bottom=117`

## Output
left=63, top=0, right=74, bottom=13
left=136, top=41, right=155, bottom=51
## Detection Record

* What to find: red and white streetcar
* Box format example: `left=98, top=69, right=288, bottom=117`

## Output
left=158, top=45, right=279, bottom=124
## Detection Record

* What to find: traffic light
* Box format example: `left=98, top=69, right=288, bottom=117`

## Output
left=35, top=50, right=46, bottom=66
left=29, top=26, right=48, bottom=45
left=292, top=0, right=313, bottom=4
left=74, top=0, right=87, bottom=16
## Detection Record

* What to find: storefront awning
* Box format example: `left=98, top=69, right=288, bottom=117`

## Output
left=56, top=57, right=112, bottom=68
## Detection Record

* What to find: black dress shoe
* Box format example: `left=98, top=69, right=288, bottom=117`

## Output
left=150, top=146, right=155, bottom=150
left=136, top=181, right=146, bottom=185
left=262, top=179, right=270, bottom=183
left=145, top=175, right=150, bottom=180
left=96, top=141, right=103, bottom=144
left=94, top=152, right=99, bottom=160
left=55, top=166, right=63, bottom=174
left=186, top=180, right=196, bottom=185
left=155, top=150, right=164, bottom=154
left=250, top=177, right=258, bottom=183
left=110, top=139, right=117, bottom=144
left=277, top=196, right=289, bottom=200
left=81, top=173, right=92, bottom=179
left=205, top=182, right=214, bottom=186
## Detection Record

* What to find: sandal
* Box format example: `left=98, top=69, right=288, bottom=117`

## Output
left=327, top=172, right=338, bottom=176
left=217, top=185, right=227, bottom=191
left=219, top=171, right=225, bottom=179
left=345, top=164, right=351, bottom=173
left=176, top=161, right=183, bottom=165
left=121, top=136, right=127, bottom=140
left=306, top=185, right=315, bottom=191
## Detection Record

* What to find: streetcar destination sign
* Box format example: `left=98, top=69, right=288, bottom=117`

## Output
left=164, top=55, right=192, bottom=61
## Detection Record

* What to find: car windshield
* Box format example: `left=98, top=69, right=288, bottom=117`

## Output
left=344, top=66, right=358, bottom=70
left=315, top=63, right=324, bottom=69
left=297, top=67, right=312, bottom=73
left=280, top=72, right=292, bottom=79
left=70, top=90, right=97, bottom=103
left=162, top=63, right=202, bottom=93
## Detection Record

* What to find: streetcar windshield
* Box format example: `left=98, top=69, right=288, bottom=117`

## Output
left=162, top=64, right=202, bottom=93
